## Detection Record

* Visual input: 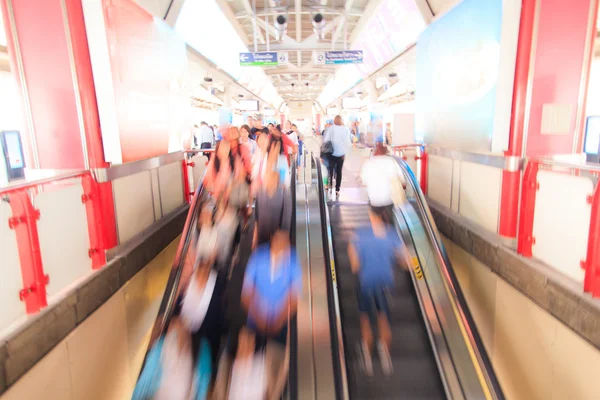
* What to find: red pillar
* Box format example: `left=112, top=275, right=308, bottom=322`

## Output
left=498, top=0, right=536, bottom=239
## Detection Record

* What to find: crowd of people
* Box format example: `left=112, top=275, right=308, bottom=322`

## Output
left=134, top=112, right=410, bottom=399
left=134, top=117, right=304, bottom=400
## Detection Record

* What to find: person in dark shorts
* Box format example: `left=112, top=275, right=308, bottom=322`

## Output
left=348, top=206, right=409, bottom=376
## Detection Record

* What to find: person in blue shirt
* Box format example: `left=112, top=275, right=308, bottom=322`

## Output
left=348, top=206, right=410, bottom=376
left=242, top=229, right=302, bottom=347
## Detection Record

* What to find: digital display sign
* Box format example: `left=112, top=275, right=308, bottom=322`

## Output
left=238, top=99, right=259, bottom=111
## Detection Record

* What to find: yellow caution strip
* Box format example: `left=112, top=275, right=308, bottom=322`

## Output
left=412, top=257, right=423, bottom=280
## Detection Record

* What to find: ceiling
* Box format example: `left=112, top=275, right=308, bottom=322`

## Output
left=220, top=0, right=373, bottom=103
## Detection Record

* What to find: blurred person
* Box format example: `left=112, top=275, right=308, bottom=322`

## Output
left=242, top=229, right=301, bottom=349
left=214, top=198, right=239, bottom=268
left=246, top=115, right=254, bottom=131
left=267, top=140, right=290, bottom=188
left=267, top=123, right=275, bottom=134
left=269, top=124, right=295, bottom=165
left=239, top=124, right=257, bottom=156
left=192, top=124, right=200, bottom=148
left=348, top=207, right=410, bottom=376
left=229, top=160, right=251, bottom=230
left=225, top=327, right=267, bottom=400
left=227, top=126, right=253, bottom=177
left=324, top=115, right=352, bottom=196
left=284, top=121, right=299, bottom=158
left=385, top=123, right=393, bottom=146
left=251, top=115, right=269, bottom=138
left=195, top=205, right=218, bottom=265
left=251, top=133, right=270, bottom=192
left=293, top=124, right=304, bottom=168
left=214, top=125, right=222, bottom=142
left=203, top=140, right=236, bottom=198
left=133, top=316, right=204, bottom=400
left=360, top=142, right=406, bottom=224
left=253, top=171, right=291, bottom=247
left=198, top=121, right=215, bottom=162
left=175, top=261, right=225, bottom=387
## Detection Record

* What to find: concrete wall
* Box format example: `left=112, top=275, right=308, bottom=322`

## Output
left=0, top=238, right=178, bottom=400
left=442, top=235, right=600, bottom=400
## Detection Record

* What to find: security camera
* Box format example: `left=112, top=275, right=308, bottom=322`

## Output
left=291, top=83, right=295, bottom=87
left=204, top=77, right=213, bottom=82
left=305, top=82, right=309, bottom=87
left=274, top=14, right=287, bottom=40
left=313, top=13, right=325, bottom=39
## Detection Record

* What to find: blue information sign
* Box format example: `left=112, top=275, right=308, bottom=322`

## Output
left=239, top=52, right=278, bottom=66
left=325, top=50, right=363, bottom=65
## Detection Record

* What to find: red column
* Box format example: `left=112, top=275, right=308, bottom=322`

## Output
left=498, top=0, right=536, bottom=239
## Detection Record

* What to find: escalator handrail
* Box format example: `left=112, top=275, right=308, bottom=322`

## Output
left=393, top=156, right=505, bottom=400
left=313, top=154, right=350, bottom=400
left=146, top=175, right=208, bottom=350
left=287, top=155, right=298, bottom=400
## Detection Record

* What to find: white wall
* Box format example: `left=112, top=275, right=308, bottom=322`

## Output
left=1, top=238, right=178, bottom=400
left=288, top=101, right=313, bottom=133
left=442, top=236, right=600, bottom=400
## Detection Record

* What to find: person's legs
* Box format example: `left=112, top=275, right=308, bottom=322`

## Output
left=374, top=288, right=393, bottom=375
left=327, top=155, right=335, bottom=191
left=201, top=142, right=212, bottom=162
left=335, top=155, right=345, bottom=192
left=357, top=286, right=374, bottom=376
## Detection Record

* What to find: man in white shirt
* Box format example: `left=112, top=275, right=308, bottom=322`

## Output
left=197, top=121, right=215, bottom=161
left=360, top=142, right=406, bottom=223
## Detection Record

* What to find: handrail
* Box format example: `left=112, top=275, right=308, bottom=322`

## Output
left=533, top=157, right=600, bottom=173
left=313, top=154, right=350, bottom=400
left=392, top=155, right=505, bottom=399
left=288, top=155, right=298, bottom=400
left=0, top=170, right=88, bottom=195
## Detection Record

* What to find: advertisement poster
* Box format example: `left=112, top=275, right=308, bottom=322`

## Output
left=415, top=0, right=502, bottom=152
left=104, top=0, right=188, bottom=163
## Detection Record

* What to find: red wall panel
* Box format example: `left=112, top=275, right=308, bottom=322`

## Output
left=10, top=0, right=85, bottom=169
left=525, top=0, right=593, bottom=157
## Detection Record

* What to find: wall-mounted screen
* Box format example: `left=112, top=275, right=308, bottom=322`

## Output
left=584, top=116, right=600, bottom=155
left=239, top=99, right=259, bottom=111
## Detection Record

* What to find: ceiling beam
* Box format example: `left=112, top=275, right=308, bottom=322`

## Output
left=214, top=0, right=254, bottom=45
left=295, top=0, right=302, bottom=42
left=239, top=0, right=266, bottom=45
left=237, top=7, right=363, bottom=18
left=413, top=0, right=435, bottom=23
left=349, top=0, right=383, bottom=44
left=264, top=66, right=335, bottom=75
left=331, top=17, right=345, bottom=47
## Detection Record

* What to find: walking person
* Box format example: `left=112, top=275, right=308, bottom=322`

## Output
left=348, top=207, right=410, bottom=376
left=323, top=115, right=352, bottom=197
left=360, top=142, right=406, bottom=224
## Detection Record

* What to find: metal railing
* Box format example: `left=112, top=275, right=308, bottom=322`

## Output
left=393, top=155, right=505, bottom=400
left=313, top=154, right=349, bottom=400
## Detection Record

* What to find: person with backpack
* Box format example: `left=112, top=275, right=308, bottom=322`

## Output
left=253, top=170, right=292, bottom=248
left=323, top=115, right=352, bottom=196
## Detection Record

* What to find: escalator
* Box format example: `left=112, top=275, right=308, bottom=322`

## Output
left=313, top=154, right=505, bottom=400
left=136, top=158, right=298, bottom=399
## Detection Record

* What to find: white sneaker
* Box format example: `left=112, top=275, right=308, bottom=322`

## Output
left=360, top=342, right=373, bottom=377
left=377, top=341, right=393, bottom=376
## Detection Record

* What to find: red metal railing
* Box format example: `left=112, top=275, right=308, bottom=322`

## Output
left=0, top=150, right=204, bottom=319
left=514, top=158, right=600, bottom=296
left=392, top=144, right=427, bottom=195
left=1, top=171, right=89, bottom=312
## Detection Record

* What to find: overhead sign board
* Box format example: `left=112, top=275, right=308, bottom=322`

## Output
left=240, top=52, right=288, bottom=66
left=314, top=50, right=364, bottom=65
